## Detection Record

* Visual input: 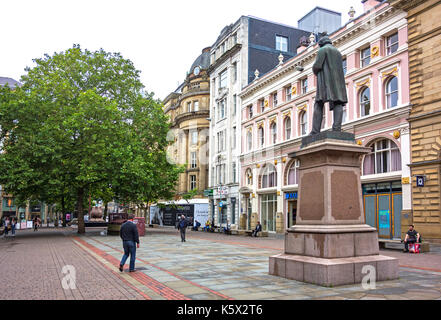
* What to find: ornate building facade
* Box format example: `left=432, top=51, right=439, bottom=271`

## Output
left=163, top=48, right=211, bottom=199
left=207, top=16, right=310, bottom=230
left=390, top=0, right=441, bottom=242
left=239, top=1, right=412, bottom=238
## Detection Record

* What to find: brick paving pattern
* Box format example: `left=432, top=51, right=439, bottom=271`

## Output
left=1, top=226, right=441, bottom=300
left=0, top=228, right=145, bottom=300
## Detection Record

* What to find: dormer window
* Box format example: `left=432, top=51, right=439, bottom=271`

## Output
left=276, top=35, right=288, bottom=52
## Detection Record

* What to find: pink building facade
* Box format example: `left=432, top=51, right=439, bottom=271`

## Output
left=239, top=2, right=411, bottom=239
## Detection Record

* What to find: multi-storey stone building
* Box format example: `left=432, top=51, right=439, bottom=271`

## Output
left=390, top=0, right=441, bottom=242
left=239, top=1, right=412, bottom=239
left=164, top=48, right=211, bottom=199
left=207, top=16, right=310, bottom=229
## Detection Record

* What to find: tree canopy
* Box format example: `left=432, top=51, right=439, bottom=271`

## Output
left=0, top=45, right=182, bottom=233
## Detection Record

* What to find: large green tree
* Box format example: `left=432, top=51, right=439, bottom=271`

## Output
left=0, top=45, right=181, bottom=233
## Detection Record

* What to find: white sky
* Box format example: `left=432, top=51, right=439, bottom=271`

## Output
left=0, top=0, right=364, bottom=100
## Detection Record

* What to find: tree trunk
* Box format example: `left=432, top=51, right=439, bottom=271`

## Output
left=104, top=202, right=108, bottom=220
left=77, top=188, right=85, bottom=234
left=61, top=195, right=67, bottom=227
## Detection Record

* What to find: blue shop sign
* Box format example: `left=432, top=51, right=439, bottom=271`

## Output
left=285, top=192, right=298, bottom=200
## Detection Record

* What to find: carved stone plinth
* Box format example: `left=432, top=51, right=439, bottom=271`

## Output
left=269, top=137, right=399, bottom=286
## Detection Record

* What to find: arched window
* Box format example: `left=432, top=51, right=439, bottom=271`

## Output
left=247, top=130, right=252, bottom=151
left=363, top=139, right=402, bottom=175
left=386, top=76, right=398, bottom=108
left=258, top=126, right=264, bottom=147
left=261, top=164, right=277, bottom=189
left=271, top=122, right=277, bottom=144
left=246, top=169, right=253, bottom=186
left=300, top=111, right=308, bottom=136
left=287, top=160, right=300, bottom=185
left=360, top=87, right=371, bottom=117
left=284, top=117, right=291, bottom=140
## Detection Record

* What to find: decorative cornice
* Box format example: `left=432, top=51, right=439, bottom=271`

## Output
left=208, top=43, right=242, bottom=75
left=172, top=110, right=210, bottom=126
left=296, top=103, right=307, bottom=113
left=381, top=66, right=398, bottom=81
left=356, top=78, right=371, bottom=88
left=269, top=117, right=277, bottom=125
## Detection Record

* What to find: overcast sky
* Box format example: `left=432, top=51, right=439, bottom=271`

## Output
left=1, top=0, right=364, bottom=100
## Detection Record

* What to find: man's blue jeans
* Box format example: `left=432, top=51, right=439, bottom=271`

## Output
left=120, top=240, right=136, bottom=271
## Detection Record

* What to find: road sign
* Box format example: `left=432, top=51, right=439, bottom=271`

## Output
left=416, top=176, right=425, bottom=187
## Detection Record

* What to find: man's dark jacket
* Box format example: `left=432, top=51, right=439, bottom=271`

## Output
left=312, top=36, right=348, bottom=108
left=177, top=218, right=189, bottom=230
left=120, top=221, right=139, bottom=244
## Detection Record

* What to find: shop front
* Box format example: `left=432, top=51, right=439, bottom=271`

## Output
left=284, top=191, right=298, bottom=229
left=363, top=181, right=402, bottom=240
left=260, top=193, right=277, bottom=232
left=217, top=199, right=228, bottom=225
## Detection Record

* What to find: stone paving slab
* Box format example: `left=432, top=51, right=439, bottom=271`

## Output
left=76, top=229, right=441, bottom=300
left=2, top=227, right=441, bottom=300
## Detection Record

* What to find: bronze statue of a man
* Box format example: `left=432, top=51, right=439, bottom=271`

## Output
left=310, top=35, right=347, bottom=135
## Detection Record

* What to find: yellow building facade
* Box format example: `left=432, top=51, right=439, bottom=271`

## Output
left=391, top=0, right=441, bottom=242
left=163, top=48, right=211, bottom=199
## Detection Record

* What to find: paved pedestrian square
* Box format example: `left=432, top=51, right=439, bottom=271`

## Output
left=1, top=227, right=441, bottom=300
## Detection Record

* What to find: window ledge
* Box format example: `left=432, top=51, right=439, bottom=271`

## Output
left=361, top=171, right=402, bottom=183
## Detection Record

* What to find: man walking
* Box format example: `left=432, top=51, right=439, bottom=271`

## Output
left=119, top=215, right=140, bottom=272
left=177, top=214, right=189, bottom=242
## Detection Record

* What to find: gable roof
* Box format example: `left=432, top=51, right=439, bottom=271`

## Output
left=0, top=77, right=21, bottom=89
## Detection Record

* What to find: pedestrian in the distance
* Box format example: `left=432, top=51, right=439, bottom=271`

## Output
left=3, top=217, right=10, bottom=238
left=33, top=217, right=38, bottom=231
left=177, top=214, right=189, bottom=242
left=119, top=215, right=140, bottom=272
left=11, top=217, right=16, bottom=238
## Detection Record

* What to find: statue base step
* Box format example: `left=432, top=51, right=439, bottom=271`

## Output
left=269, top=253, right=398, bottom=287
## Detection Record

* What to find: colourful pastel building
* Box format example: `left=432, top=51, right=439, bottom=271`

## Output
left=239, top=1, right=411, bottom=239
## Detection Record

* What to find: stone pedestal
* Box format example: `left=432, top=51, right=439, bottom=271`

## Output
left=269, top=135, right=399, bottom=287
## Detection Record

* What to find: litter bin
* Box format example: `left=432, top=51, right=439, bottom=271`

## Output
left=133, top=217, right=146, bottom=237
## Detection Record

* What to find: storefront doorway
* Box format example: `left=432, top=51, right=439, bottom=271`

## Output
left=287, top=200, right=297, bottom=228
left=363, top=181, right=402, bottom=239
left=260, top=194, right=277, bottom=232
left=217, top=200, right=227, bottom=225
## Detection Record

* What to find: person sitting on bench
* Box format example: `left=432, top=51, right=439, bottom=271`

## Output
left=252, top=221, right=262, bottom=237
left=403, top=224, right=420, bottom=252
left=223, top=220, right=231, bottom=234
left=193, top=220, right=201, bottom=231
left=204, top=220, right=212, bottom=232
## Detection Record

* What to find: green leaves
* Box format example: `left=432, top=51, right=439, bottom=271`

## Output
left=0, top=45, right=180, bottom=233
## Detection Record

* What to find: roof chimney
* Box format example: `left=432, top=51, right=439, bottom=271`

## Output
left=362, top=0, right=382, bottom=12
